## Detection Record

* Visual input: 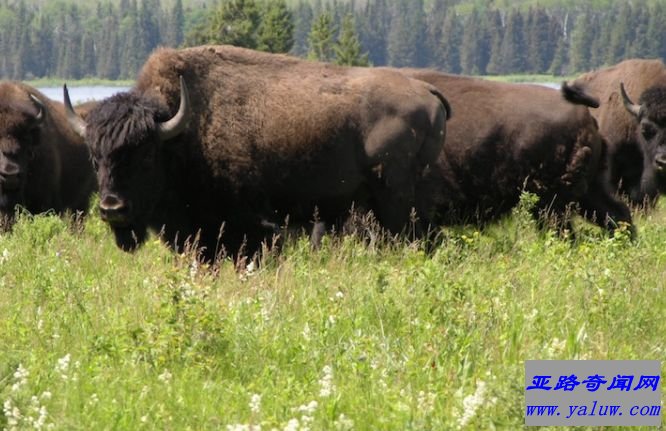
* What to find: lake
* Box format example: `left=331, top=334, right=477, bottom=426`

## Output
left=36, top=86, right=131, bottom=103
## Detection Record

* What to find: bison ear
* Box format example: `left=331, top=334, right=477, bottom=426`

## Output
left=620, top=82, right=642, bottom=118
left=63, top=84, right=87, bottom=139
left=28, top=94, right=46, bottom=127
left=157, top=75, right=191, bottom=142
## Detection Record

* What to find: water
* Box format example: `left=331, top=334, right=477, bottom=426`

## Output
left=36, top=86, right=131, bottom=104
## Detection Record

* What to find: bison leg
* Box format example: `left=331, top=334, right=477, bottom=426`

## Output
left=578, top=182, right=635, bottom=239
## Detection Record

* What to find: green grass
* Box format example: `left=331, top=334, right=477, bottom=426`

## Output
left=0, top=195, right=664, bottom=430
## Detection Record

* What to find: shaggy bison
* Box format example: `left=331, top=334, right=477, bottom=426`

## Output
left=0, top=82, right=96, bottom=226
left=572, top=59, right=666, bottom=206
left=64, top=45, right=450, bottom=260
left=403, top=70, right=633, bottom=235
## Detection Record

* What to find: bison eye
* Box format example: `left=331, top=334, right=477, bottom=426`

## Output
left=642, top=123, right=657, bottom=140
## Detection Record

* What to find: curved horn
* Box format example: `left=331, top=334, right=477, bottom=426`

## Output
left=620, top=82, right=642, bottom=118
left=28, top=94, right=46, bottom=125
left=63, top=84, right=87, bottom=138
left=157, top=75, right=191, bottom=141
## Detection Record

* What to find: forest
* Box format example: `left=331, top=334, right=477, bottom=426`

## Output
left=0, top=0, right=665, bottom=80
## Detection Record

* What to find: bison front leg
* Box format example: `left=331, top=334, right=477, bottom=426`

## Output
left=578, top=181, right=635, bottom=239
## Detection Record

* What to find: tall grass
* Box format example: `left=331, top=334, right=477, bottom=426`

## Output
left=0, top=194, right=663, bottom=430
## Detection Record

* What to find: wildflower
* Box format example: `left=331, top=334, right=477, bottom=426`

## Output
left=249, top=393, right=262, bottom=415
left=0, top=248, right=9, bottom=263
left=319, top=366, right=335, bottom=398
left=3, top=398, right=22, bottom=428
left=89, top=393, right=99, bottom=406
left=297, top=400, right=318, bottom=416
left=545, top=337, right=566, bottom=358
left=456, top=380, right=497, bottom=429
left=55, top=354, right=71, bottom=381
left=334, top=413, right=354, bottom=431
left=417, top=391, right=437, bottom=414
left=141, top=415, right=149, bottom=423
left=302, top=324, right=311, bottom=341
left=40, top=391, right=52, bottom=401
left=11, top=364, right=29, bottom=392
left=158, top=369, right=173, bottom=384
left=283, top=418, right=300, bottom=431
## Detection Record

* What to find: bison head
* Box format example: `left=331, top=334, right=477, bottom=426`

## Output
left=0, top=94, right=45, bottom=222
left=64, top=76, right=190, bottom=251
left=620, top=83, right=666, bottom=201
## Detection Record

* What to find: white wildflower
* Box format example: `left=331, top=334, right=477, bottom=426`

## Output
left=417, top=391, right=437, bottom=414
left=334, top=413, right=354, bottom=431
left=3, top=398, right=22, bottom=428
left=302, top=324, right=311, bottom=341
left=139, top=386, right=149, bottom=399
left=55, top=354, right=71, bottom=381
left=319, top=366, right=335, bottom=398
left=32, top=405, right=48, bottom=430
left=249, top=393, right=262, bottom=415
left=11, top=364, right=29, bottom=392
left=40, top=391, right=52, bottom=401
left=89, top=393, right=99, bottom=406
left=297, top=400, right=318, bottom=416
left=141, top=415, right=149, bottom=423
left=246, top=261, right=256, bottom=275
left=456, top=380, right=496, bottom=429
left=327, top=315, right=336, bottom=326
left=546, top=337, right=566, bottom=358
left=158, top=369, right=173, bottom=384
left=283, top=418, right=299, bottom=431
left=0, top=248, right=9, bottom=264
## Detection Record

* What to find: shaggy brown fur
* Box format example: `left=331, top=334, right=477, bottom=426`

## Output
left=0, top=81, right=96, bottom=225
left=77, top=45, right=450, bottom=260
left=402, top=70, right=632, bottom=234
left=572, top=59, right=666, bottom=205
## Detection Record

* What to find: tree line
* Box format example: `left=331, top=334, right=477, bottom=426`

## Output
left=0, top=0, right=664, bottom=81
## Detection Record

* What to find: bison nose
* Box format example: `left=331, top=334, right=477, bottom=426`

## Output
left=655, top=155, right=666, bottom=171
left=99, top=194, right=131, bottom=224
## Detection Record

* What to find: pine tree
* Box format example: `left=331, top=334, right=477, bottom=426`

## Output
left=307, top=11, right=336, bottom=62
left=290, top=1, right=312, bottom=56
left=163, top=0, right=184, bottom=47
left=484, top=9, right=504, bottom=75
left=208, top=0, right=261, bottom=48
left=358, top=0, right=390, bottom=66
left=387, top=0, right=427, bottom=67
left=460, top=9, right=482, bottom=75
left=437, top=11, right=462, bottom=73
left=257, top=0, right=294, bottom=53
left=498, top=10, right=526, bottom=74
left=334, top=14, right=368, bottom=66
left=568, top=11, right=592, bottom=73
left=605, top=3, right=631, bottom=66
left=526, top=8, right=552, bottom=74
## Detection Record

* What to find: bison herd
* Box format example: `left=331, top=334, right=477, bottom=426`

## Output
left=1, top=45, right=665, bottom=261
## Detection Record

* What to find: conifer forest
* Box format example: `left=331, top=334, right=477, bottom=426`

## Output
left=0, top=0, right=664, bottom=81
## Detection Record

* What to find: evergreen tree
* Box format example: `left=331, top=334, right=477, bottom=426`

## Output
left=163, top=0, right=184, bottom=47
left=484, top=9, right=504, bottom=75
left=208, top=0, right=261, bottom=48
left=526, top=8, right=552, bottom=74
left=568, top=11, right=593, bottom=73
left=437, top=11, right=462, bottom=73
left=647, top=3, right=666, bottom=60
left=498, top=10, right=526, bottom=74
left=605, top=3, right=631, bottom=66
left=358, top=0, right=390, bottom=66
left=387, top=0, right=427, bottom=67
left=307, top=11, right=336, bottom=62
left=257, top=0, right=294, bottom=53
left=334, top=14, right=368, bottom=66
left=460, top=9, right=482, bottom=75
left=119, top=0, right=142, bottom=78
left=628, top=4, right=649, bottom=59
left=290, top=1, right=313, bottom=56
left=138, top=0, right=161, bottom=59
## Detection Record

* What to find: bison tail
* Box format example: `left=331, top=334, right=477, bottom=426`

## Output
left=561, top=81, right=600, bottom=109
left=428, top=88, right=452, bottom=120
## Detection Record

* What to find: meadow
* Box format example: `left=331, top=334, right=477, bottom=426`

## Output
left=0, top=194, right=663, bottom=430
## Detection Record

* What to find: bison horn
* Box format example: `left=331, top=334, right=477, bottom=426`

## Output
left=620, top=82, right=642, bottom=118
left=63, top=84, right=87, bottom=138
left=28, top=94, right=46, bottom=125
left=157, top=75, right=191, bottom=141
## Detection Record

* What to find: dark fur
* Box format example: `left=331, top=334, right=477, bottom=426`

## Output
left=0, top=81, right=96, bottom=225
left=402, top=70, right=632, bottom=234
left=82, top=45, right=449, bottom=260
left=571, top=59, right=666, bottom=205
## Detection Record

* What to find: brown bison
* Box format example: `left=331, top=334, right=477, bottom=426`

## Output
left=64, top=45, right=450, bottom=260
left=402, top=70, right=633, bottom=235
left=572, top=59, right=666, bottom=205
left=0, top=82, right=96, bottom=226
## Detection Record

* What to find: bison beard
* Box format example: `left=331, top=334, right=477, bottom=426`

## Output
left=111, top=223, right=148, bottom=252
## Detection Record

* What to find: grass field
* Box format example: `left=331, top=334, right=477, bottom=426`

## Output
left=0, top=194, right=663, bottom=430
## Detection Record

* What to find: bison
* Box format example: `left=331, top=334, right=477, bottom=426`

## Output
left=571, top=59, right=666, bottom=206
left=0, top=81, right=96, bottom=227
left=64, top=45, right=450, bottom=260
left=402, top=70, right=633, bottom=235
